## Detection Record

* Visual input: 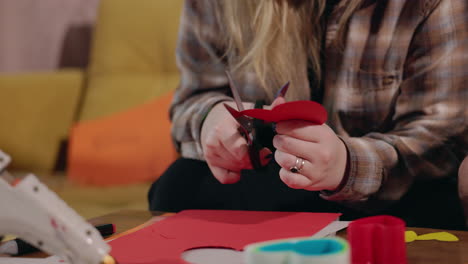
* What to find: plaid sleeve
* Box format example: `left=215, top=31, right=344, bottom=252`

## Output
left=170, top=0, right=232, bottom=160
left=322, top=0, right=468, bottom=204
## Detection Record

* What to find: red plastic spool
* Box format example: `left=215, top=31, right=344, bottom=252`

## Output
left=348, top=215, right=407, bottom=264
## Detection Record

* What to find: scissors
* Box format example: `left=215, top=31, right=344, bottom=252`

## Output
left=223, top=71, right=289, bottom=169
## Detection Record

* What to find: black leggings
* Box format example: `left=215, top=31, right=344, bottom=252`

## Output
left=148, top=158, right=466, bottom=230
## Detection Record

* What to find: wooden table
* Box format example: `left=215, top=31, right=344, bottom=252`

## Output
left=12, top=210, right=468, bottom=263
left=89, top=210, right=468, bottom=264
left=88, top=210, right=468, bottom=264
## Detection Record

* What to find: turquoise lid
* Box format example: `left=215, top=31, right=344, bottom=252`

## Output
left=258, top=238, right=347, bottom=256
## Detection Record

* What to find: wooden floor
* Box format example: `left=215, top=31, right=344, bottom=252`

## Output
left=20, top=171, right=151, bottom=219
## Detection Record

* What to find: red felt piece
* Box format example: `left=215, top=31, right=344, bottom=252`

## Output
left=241, top=101, right=327, bottom=124
left=109, top=210, right=340, bottom=264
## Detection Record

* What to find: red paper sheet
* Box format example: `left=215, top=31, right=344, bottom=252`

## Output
left=109, top=210, right=340, bottom=264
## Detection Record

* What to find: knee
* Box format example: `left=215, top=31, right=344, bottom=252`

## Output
left=458, top=156, right=468, bottom=227
left=147, top=158, right=210, bottom=211
left=458, top=157, right=468, bottom=198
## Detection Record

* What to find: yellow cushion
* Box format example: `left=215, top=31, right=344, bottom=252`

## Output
left=0, top=70, right=83, bottom=171
left=80, top=73, right=179, bottom=120
left=88, top=0, right=183, bottom=76
left=81, top=0, right=183, bottom=120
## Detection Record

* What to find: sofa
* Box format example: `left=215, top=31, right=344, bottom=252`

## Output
left=0, top=0, right=183, bottom=183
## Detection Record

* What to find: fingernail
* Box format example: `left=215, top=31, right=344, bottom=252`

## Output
left=264, top=153, right=273, bottom=159
left=275, top=81, right=290, bottom=99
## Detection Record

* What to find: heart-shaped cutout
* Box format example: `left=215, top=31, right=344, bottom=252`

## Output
left=241, top=101, right=327, bottom=124
left=182, top=247, right=243, bottom=264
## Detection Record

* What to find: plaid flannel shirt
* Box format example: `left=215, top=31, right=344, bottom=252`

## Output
left=170, top=0, right=468, bottom=210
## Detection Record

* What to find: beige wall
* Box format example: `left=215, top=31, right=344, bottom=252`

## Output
left=0, top=0, right=100, bottom=73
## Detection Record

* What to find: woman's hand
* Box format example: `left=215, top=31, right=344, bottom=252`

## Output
left=270, top=98, right=348, bottom=191
left=201, top=101, right=254, bottom=184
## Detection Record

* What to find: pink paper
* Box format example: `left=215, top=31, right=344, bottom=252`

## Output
left=109, top=210, right=340, bottom=264
left=241, top=100, right=327, bottom=124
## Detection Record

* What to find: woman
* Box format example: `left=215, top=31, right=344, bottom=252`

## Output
left=148, top=0, right=468, bottom=229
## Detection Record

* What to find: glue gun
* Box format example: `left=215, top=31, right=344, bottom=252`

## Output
left=0, top=150, right=116, bottom=264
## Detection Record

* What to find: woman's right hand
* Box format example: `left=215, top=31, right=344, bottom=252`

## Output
left=200, top=101, right=253, bottom=184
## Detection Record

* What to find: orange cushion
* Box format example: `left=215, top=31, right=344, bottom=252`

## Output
left=67, top=91, right=177, bottom=186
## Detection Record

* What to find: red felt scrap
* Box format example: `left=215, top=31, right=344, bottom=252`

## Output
left=241, top=100, right=327, bottom=124
left=109, top=210, right=340, bottom=264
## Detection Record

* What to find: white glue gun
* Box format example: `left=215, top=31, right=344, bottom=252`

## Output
left=0, top=150, right=116, bottom=264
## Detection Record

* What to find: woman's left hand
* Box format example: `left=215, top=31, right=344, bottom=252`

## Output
left=272, top=119, right=348, bottom=192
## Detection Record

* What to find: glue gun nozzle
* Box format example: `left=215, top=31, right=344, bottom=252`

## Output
left=101, top=255, right=117, bottom=264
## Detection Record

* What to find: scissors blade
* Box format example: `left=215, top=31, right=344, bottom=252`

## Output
left=224, top=103, right=254, bottom=133
left=276, top=81, right=290, bottom=99
left=225, top=71, right=245, bottom=112
left=224, top=103, right=243, bottom=118
left=224, top=103, right=259, bottom=167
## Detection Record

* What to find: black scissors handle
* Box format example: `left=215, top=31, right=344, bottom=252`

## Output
left=249, top=100, right=277, bottom=169
left=224, top=71, right=277, bottom=169
left=224, top=102, right=264, bottom=169
left=237, top=125, right=262, bottom=169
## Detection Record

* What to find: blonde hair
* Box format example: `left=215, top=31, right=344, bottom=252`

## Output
left=217, top=0, right=362, bottom=101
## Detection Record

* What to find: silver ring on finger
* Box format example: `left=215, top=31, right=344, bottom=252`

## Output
left=289, top=157, right=305, bottom=173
